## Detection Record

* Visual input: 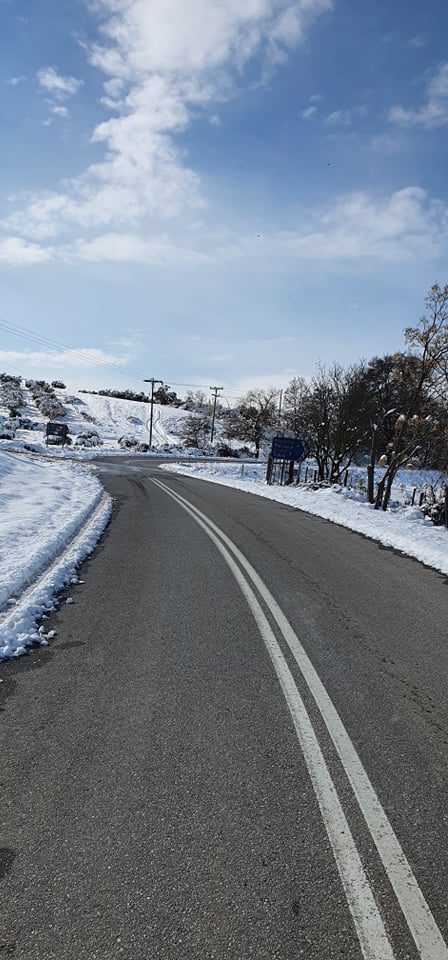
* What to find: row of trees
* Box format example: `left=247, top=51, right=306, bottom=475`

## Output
left=180, top=284, right=448, bottom=511
left=282, top=284, right=448, bottom=509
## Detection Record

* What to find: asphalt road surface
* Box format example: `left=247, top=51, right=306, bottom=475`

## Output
left=1, top=458, right=448, bottom=960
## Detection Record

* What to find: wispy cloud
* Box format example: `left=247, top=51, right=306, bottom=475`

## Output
left=107, top=329, right=148, bottom=352
left=2, top=184, right=445, bottom=268
left=50, top=105, right=70, bottom=118
left=370, top=132, right=403, bottom=154
left=325, top=105, right=368, bottom=127
left=36, top=66, right=83, bottom=125
left=222, top=187, right=448, bottom=264
left=325, top=109, right=352, bottom=127
left=408, top=35, right=427, bottom=49
left=0, top=347, right=130, bottom=369
left=68, top=232, right=215, bottom=265
left=37, top=66, right=83, bottom=100
left=277, top=187, right=448, bottom=262
left=302, top=105, right=317, bottom=119
left=389, top=62, right=448, bottom=128
left=302, top=92, right=322, bottom=119
left=0, top=236, right=53, bottom=264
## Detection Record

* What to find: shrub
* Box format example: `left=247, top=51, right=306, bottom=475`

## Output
left=0, top=373, right=25, bottom=417
left=117, top=435, right=137, bottom=448
left=75, top=431, right=102, bottom=447
left=38, top=397, right=66, bottom=419
left=216, top=444, right=238, bottom=458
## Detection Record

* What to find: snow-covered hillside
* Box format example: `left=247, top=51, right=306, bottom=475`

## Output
left=0, top=383, right=192, bottom=457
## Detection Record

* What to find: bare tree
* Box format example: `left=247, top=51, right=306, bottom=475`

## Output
left=371, top=286, right=448, bottom=509
left=184, top=390, right=209, bottom=412
left=361, top=355, right=407, bottom=504
left=282, top=377, right=309, bottom=436
left=298, top=363, right=368, bottom=482
left=223, top=388, right=279, bottom=458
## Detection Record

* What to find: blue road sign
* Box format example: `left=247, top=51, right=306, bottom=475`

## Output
left=271, top=437, right=310, bottom=462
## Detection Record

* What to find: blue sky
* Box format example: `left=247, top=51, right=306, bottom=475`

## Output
left=0, top=0, right=447, bottom=400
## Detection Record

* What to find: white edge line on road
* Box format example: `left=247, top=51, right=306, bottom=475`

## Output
left=153, top=477, right=448, bottom=960
left=151, top=478, right=394, bottom=960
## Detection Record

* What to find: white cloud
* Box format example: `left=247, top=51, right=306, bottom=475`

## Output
left=50, top=105, right=70, bottom=118
left=5, top=76, right=26, bottom=86
left=325, top=109, right=352, bottom=127
left=389, top=62, right=448, bottom=129
left=302, top=105, right=317, bottom=119
left=370, top=133, right=402, bottom=154
left=221, top=187, right=448, bottom=264
left=107, top=329, right=148, bottom=352
left=0, top=347, right=130, bottom=369
left=37, top=66, right=83, bottom=100
left=37, top=66, right=83, bottom=126
left=0, top=230, right=218, bottom=266
left=408, top=35, right=427, bottom=49
left=2, top=0, right=332, bottom=244
left=325, top=105, right=368, bottom=127
left=0, top=237, right=52, bottom=264
left=3, top=186, right=444, bottom=268
left=277, top=187, right=448, bottom=261
left=89, top=0, right=330, bottom=76
left=67, top=232, right=215, bottom=265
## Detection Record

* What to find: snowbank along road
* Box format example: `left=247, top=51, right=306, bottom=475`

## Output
left=1, top=457, right=448, bottom=960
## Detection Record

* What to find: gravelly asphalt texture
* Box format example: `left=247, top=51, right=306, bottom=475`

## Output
left=1, top=458, right=448, bottom=959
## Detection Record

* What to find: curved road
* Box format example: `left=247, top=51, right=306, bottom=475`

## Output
left=1, top=458, right=448, bottom=959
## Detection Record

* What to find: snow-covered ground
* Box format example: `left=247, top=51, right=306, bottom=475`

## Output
left=161, top=460, right=448, bottom=577
left=0, top=450, right=111, bottom=659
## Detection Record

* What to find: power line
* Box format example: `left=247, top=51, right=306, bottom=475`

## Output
left=0, top=317, right=147, bottom=383
left=0, top=315, right=271, bottom=400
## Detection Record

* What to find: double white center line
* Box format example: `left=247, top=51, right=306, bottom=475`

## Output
left=152, top=477, right=447, bottom=960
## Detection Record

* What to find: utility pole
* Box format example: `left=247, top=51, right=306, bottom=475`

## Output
left=144, top=378, right=163, bottom=448
left=209, top=385, right=223, bottom=444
